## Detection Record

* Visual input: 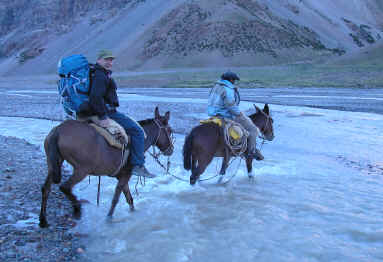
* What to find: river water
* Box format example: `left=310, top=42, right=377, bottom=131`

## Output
left=0, top=95, right=382, bottom=262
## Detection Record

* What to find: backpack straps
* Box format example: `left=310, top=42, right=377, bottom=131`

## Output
left=88, top=63, right=96, bottom=95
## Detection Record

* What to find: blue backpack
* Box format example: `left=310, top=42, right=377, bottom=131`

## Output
left=57, top=54, right=95, bottom=116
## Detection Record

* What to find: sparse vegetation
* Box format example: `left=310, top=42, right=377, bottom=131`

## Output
left=115, top=54, right=383, bottom=89
left=18, top=51, right=36, bottom=64
left=18, top=48, right=44, bottom=64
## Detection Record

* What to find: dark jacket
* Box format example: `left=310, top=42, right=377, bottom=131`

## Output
left=89, top=63, right=119, bottom=120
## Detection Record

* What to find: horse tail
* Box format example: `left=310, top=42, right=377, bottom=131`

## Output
left=45, top=127, right=62, bottom=184
left=183, top=132, right=193, bottom=170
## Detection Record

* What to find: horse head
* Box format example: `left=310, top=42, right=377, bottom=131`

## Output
left=250, top=104, right=275, bottom=141
left=153, top=107, right=174, bottom=156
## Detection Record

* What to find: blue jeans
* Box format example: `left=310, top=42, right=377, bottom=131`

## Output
left=109, top=111, right=145, bottom=166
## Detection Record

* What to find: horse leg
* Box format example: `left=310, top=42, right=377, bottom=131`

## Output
left=122, top=180, right=134, bottom=211
left=107, top=173, right=133, bottom=218
left=217, top=148, right=230, bottom=184
left=190, top=154, right=214, bottom=185
left=246, top=156, right=255, bottom=178
left=106, top=178, right=124, bottom=218
left=39, top=175, right=53, bottom=228
left=59, top=168, right=87, bottom=219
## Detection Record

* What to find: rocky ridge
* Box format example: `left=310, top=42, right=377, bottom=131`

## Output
left=0, top=0, right=382, bottom=75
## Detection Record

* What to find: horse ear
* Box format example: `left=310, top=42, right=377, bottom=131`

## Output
left=263, top=104, right=270, bottom=115
left=155, top=106, right=160, bottom=119
left=165, top=111, right=170, bottom=122
left=253, top=104, right=261, bottom=113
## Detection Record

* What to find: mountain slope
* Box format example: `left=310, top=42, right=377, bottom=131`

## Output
left=0, top=0, right=382, bottom=76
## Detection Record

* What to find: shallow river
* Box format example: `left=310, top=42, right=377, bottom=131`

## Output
left=0, top=96, right=382, bottom=262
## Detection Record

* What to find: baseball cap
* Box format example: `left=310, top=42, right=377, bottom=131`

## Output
left=97, top=49, right=115, bottom=60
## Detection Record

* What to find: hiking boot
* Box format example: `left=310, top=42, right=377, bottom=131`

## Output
left=131, top=165, right=156, bottom=178
left=249, top=149, right=264, bottom=161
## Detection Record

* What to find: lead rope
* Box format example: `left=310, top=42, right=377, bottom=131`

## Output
left=148, top=145, right=190, bottom=182
left=148, top=137, right=241, bottom=183
left=149, top=143, right=191, bottom=182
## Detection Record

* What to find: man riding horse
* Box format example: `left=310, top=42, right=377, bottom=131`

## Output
left=207, top=71, right=264, bottom=160
left=85, top=50, right=154, bottom=178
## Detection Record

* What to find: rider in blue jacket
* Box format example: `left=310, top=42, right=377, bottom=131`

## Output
left=207, top=71, right=264, bottom=160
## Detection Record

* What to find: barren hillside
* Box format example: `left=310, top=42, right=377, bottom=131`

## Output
left=0, top=0, right=382, bottom=76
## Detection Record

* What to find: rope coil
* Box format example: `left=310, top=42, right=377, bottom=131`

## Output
left=223, top=122, right=248, bottom=157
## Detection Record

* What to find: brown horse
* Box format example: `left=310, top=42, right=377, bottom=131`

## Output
left=183, top=104, right=274, bottom=185
left=39, top=107, right=173, bottom=228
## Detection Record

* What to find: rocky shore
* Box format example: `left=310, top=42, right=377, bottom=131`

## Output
left=0, top=136, right=89, bottom=262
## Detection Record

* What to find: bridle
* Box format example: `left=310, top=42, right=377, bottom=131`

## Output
left=153, top=118, right=174, bottom=155
left=259, top=113, right=273, bottom=140
left=253, top=104, right=273, bottom=140
left=146, top=119, right=175, bottom=176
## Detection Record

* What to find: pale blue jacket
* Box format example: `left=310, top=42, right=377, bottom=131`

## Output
left=207, top=79, right=241, bottom=120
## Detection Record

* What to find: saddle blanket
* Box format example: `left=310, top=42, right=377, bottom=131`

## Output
left=77, top=116, right=129, bottom=149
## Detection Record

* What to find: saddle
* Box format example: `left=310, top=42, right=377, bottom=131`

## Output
left=77, top=115, right=129, bottom=149
left=200, top=117, right=249, bottom=155
left=75, top=115, right=130, bottom=177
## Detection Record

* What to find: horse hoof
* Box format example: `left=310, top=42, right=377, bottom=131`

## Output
left=39, top=219, right=49, bottom=228
left=217, top=176, right=224, bottom=184
left=130, top=206, right=135, bottom=212
left=73, top=213, right=81, bottom=220
left=255, top=156, right=264, bottom=161
left=73, top=208, right=82, bottom=220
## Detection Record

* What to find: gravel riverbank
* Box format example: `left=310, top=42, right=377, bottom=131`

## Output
left=0, top=136, right=88, bottom=262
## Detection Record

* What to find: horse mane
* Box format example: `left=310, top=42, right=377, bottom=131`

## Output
left=248, top=109, right=272, bottom=120
left=248, top=112, right=259, bottom=121
left=138, top=118, right=154, bottom=126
